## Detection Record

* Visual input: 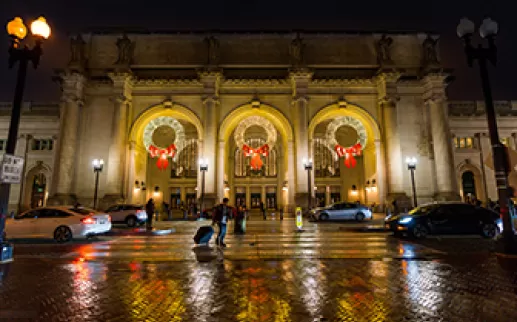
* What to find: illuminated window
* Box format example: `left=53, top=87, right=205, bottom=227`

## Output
left=170, top=139, right=198, bottom=178
left=235, top=138, right=277, bottom=177
left=501, top=137, right=509, bottom=147
left=455, top=137, right=473, bottom=149
left=313, top=138, right=340, bottom=177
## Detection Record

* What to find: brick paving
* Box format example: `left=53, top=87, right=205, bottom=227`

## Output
left=1, top=218, right=516, bottom=321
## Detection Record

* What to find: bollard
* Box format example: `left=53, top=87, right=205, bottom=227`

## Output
left=296, top=207, right=303, bottom=231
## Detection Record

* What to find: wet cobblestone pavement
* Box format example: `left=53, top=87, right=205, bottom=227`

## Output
left=1, top=218, right=516, bottom=321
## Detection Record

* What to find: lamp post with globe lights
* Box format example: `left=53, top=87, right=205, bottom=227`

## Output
left=199, top=158, right=208, bottom=218
left=0, top=17, right=51, bottom=260
left=303, top=158, right=313, bottom=210
left=92, top=159, right=104, bottom=209
left=457, top=17, right=516, bottom=253
left=406, top=157, right=418, bottom=207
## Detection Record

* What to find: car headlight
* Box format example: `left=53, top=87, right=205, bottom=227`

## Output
left=398, top=217, right=413, bottom=224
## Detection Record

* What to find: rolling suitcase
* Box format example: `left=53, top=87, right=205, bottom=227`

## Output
left=194, top=225, right=214, bottom=244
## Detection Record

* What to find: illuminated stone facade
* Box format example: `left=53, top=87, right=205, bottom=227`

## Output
left=8, top=31, right=515, bottom=212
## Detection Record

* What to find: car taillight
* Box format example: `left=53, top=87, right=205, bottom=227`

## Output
left=108, top=215, right=111, bottom=222
left=81, top=217, right=95, bottom=224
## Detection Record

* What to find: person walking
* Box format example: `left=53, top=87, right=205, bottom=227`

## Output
left=234, top=205, right=248, bottom=234
left=260, top=201, right=266, bottom=220
left=212, top=198, right=235, bottom=247
left=145, top=198, right=155, bottom=230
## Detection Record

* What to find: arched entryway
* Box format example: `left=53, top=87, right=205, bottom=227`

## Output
left=218, top=102, right=294, bottom=210
left=457, top=161, right=485, bottom=202
left=21, top=161, right=51, bottom=211
left=128, top=101, right=204, bottom=211
left=461, top=171, right=476, bottom=200
left=308, top=102, right=382, bottom=207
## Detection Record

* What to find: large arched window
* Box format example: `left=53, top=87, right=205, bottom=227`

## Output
left=171, top=139, right=198, bottom=178
left=462, top=171, right=476, bottom=196
left=313, top=138, right=340, bottom=177
left=31, top=173, right=46, bottom=208
left=234, top=138, right=277, bottom=177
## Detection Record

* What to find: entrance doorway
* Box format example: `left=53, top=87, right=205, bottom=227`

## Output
left=251, top=193, right=261, bottom=209
left=170, top=192, right=181, bottom=209
left=235, top=193, right=245, bottom=207
left=266, top=193, right=277, bottom=209
left=330, top=192, right=341, bottom=204
left=462, top=171, right=476, bottom=198
left=31, top=173, right=46, bottom=208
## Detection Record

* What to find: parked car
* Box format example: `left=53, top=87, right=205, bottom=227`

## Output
left=310, top=202, right=372, bottom=221
left=4, top=206, right=112, bottom=243
left=385, top=202, right=502, bottom=239
left=105, top=204, right=147, bottom=227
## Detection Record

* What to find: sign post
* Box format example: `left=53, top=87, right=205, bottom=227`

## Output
left=295, top=207, right=303, bottom=231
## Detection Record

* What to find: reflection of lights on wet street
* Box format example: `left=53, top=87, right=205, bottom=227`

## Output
left=398, top=243, right=416, bottom=258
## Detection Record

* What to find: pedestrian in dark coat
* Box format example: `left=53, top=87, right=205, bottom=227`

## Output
left=145, top=198, right=155, bottom=230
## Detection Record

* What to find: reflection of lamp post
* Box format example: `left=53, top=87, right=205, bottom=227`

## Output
left=92, top=159, right=104, bottom=209
left=365, top=180, right=370, bottom=206
left=458, top=17, right=516, bottom=254
left=406, top=157, right=417, bottom=207
left=199, top=158, right=208, bottom=216
left=303, top=158, right=313, bottom=210
left=0, top=17, right=51, bottom=252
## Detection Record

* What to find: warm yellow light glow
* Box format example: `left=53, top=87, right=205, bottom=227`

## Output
left=30, top=16, right=51, bottom=39
left=282, top=186, right=288, bottom=191
left=7, top=17, right=27, bottom=39
left=351, top=190, right=359, bottom=196
left=371, top=186, right=377, bottom=192
left=365, top=187, right=371, bottom=192
left=224, top=187, right=230, bottom=191
left=133, top=187, right=140, bottom=193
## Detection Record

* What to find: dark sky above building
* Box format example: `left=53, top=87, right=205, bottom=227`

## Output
left=0, top=0, right=514, bottom=102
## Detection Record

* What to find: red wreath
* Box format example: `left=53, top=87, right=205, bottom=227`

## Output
left=242, top=144, right=269, bottom=170
left=149, top=144, right=177, bottom=170
left=334, top=143, right=362, bottom=168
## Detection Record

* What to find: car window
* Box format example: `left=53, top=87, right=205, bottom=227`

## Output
left=449, top=204, right=476, bottom=216
left=409, top=205, right=438, bottom=215
left=332, top=203, right=346, bottom=210
left=16, top=210, right=41, bottom=219
left=37, top=209, right=57, bottom=218
left=106, top=205, right=120, bottom=212
left=68, top=208, right=96, bottom=215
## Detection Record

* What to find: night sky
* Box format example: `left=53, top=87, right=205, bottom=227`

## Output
left=0, top=0, right=514, bottom=102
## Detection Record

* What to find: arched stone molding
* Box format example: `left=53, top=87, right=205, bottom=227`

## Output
left=22, top=161, right=52, bottom=211
left=218, top=101, right=295, bottom=207
left=129, top=101, right=204, bottom=150
left=308, top=102, right=381, bottom=147
left=456, top=160, right=485, bottom=201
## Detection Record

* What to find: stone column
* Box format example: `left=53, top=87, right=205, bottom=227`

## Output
left=286, top=140, right=296, bottom=210
left=427, top=97, right=458, bottom=199
left=379, top=97, right=404, bottom=194
left=49, top=73, right=85, bottom=205
left=126, top=141, right=136, bottom=203
left=374, top=139, right=386, bottom=209
left=104, top=73, right=132, bottom=203
left=217, top=140, right=225, bottom=202
left=290, top=71, right=312, bottom=209
left=199, top=71, right=221, bottom=208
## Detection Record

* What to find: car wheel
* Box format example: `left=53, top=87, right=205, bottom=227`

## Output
left=319, top=213, right=329, bottom=221
left=410, top=223, right=428, bottom=239
left=355, top=212, right=365, bottom=222
left=54, top=226, right=73, bottom=243
left=481, top=223, right=497, bottom=238
left=126, top=215, right=137, bottom=227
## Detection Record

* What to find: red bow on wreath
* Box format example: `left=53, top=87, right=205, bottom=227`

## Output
left=242, top=144, right=269, bottom=170
left=149, top=144, right=177, bottom=170
left=334, top=143, right=362, bottom=168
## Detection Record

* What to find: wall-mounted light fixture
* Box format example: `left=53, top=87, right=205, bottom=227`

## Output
left=134, top=180, right=141, bottom=193
left=351, top=184, right=358, bottom=196
left=153, top=186, right=160, bottom=197
left=371, top=179, right=377, bottom=192
left=282, top=181, right=288, bottom=191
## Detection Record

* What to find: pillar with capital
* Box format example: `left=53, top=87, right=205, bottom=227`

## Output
left=199, top=71, right=221, bottom=208
left=290, top=71, right=312, bottom=210
left=48, top=72, right=86, bottom=205
left=423, top=74, right=459, bottom=200
left=103, top=73, right=132, bottom=205
left=376, top=73, right=407, bottom=207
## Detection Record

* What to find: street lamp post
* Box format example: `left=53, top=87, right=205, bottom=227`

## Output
left=0, top=17, right=50, bottom=253
left=303, top=158, right=313, bottom=210
left=92, top=159, right=104, bottom=209
left=406, top=157, right=418, bottom=207
left=457, top=17, right=516, bottom=253
left=199, top=158, right=208, bottom=218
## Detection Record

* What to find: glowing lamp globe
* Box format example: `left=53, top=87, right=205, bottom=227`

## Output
left=7, top=17, right=27, bottom=39
left=30, top=16, right=51, bottom=39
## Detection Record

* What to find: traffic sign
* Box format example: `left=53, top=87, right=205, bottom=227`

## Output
left=296, top=207, right=303, bottom=230
left=0, top=154, right=24, bottom=184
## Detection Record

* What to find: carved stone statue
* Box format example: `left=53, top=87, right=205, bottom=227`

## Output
left=289, top=34, right=305, bottom=67
left=69, top=35, right=86, bottom=65
left=205, top=36, right=220, bottom=66
left=115, top=34, right=135, bottom=65
left=422, top=35, right=439, bottom=65
left=376, top=34, right=393, bottom=65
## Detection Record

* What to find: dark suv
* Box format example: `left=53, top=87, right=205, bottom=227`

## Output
left=385, top=202, right=502, bottom=238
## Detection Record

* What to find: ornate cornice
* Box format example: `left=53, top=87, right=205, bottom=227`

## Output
left=310, top=78, right=375, bottom=86
left=222, top=79, right=289, bottom=87
left=134, top=78, right=203, bottom=87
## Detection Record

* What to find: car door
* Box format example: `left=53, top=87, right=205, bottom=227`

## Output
left=6, top=210, right=40, bottom=238
left=329, top=203, right=346, bottom=219
left=449, top=204, right=479, bottom=234
left=427, top=206, right=455, bottom=234
left=107, top=205, right=123, bottom=222
left=32, top=209, right=63, bottom=238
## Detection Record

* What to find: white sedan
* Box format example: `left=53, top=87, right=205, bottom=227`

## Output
left=4, top=206, right=112, bottom=243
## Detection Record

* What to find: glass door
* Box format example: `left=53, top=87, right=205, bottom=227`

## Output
left=251, top=193, right=261, bottom=209
left=315, top=192, right=326, bottom=207
left=235, top=193, right=246, bottom=207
